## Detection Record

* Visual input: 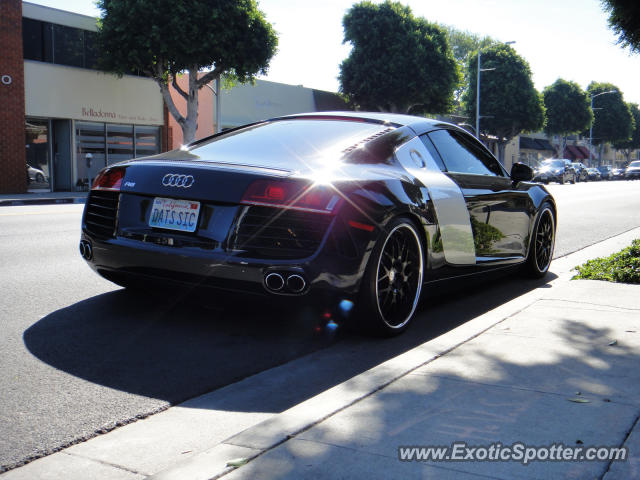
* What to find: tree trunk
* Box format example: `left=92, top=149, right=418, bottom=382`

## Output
left=560, top=136, right=567, bottom=157
left=598, top=143, right=604, bottom=166
left=154, top=68, right=200, bottom=146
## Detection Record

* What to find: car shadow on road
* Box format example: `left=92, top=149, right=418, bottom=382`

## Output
left=23, top=270, right=558, bottom=414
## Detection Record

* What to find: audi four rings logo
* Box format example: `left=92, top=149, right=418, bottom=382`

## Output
left=162, top=174, right=195, bottom=188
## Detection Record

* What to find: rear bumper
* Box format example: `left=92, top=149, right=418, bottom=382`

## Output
left=81, top=232, right=369, bottom=300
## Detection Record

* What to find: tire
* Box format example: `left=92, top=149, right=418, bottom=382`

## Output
left=36, top=173, right=45, bottom=183
left=523, top=203, right=556, bottom=278
left=355, top=217, right=424, bottom=336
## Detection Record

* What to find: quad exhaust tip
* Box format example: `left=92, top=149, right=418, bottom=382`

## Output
left=265, top=272, right=285, bottom=292
left=264, top=272, right=307, bottom=294
left=286, top=274, right=306, bottom=293
left=79, top=240, right=93, bottom=260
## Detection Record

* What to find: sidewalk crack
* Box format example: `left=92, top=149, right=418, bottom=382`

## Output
left=63, top=451, right=146, bottom=476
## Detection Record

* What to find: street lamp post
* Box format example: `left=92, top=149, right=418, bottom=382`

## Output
left=476, top=41, right=515, bottom=140
left=588, top=90, right=615, bottom=166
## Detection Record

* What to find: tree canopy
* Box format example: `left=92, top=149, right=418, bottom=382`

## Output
left=339, top=1, right=460, bottom=114
left=543, top=79, right=592, bottom=137
left=613, top=103, right=640, bottom=163
left=97, top=0, right=277, bottom=144
left=442, top=26, right=498, bottom=68
left=587, top=82, right=633, bottom=147
left=543, top=79, right=592, bottom=155
left=602, top=0, right=640, bottom=54
left=462, top=44, right=544, bottom=161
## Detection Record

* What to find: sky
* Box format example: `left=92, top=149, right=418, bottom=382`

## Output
left=27, top=0, right=640, bottom=104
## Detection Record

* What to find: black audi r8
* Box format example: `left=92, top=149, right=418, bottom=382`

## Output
left=80, top=112, right=556, bottom=336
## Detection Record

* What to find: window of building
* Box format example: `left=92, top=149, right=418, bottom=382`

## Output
left=75, top=122, right=160, bottom=190
left=135, top=125, right=161, bottom=157
left=22, top=18, right=45, bottom=61
left=25, top=119, right=51, bottom=192
left=23, top=18, right=102, bottom=71
left=76, top=121, right=106, bottom=189
left=53, top=24, right=84, bottom=68
left=107, top=124, right=134, bottom=164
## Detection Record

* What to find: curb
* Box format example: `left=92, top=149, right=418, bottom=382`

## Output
left=0, top=197, right=86, bottom=207
left=147, top=227, right=640, bottom=480
left=3, top=227, right=639, bottom=480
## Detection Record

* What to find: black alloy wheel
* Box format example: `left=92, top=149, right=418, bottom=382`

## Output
left=524, top=204, right=555, bottom=278
left=357, top=217, right=424, bottom=336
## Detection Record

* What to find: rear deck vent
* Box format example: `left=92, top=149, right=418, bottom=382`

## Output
left=84, top=191, right=119, bottom=238
left=232, top=206, right=332, bottom=259
left=341, top=127, right=395, bottom=154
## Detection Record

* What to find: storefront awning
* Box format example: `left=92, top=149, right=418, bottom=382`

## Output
left=564, top=145, right=588, bottom=160
left=520, top=137, right=555, bottom=151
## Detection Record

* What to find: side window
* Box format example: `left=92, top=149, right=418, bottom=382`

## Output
left=428, top=129, right=504, bottom=176
left=418, top=134, right=446, bottom=171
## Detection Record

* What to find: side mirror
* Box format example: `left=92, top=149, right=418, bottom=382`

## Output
left=511, top=162, right=534, bottom=183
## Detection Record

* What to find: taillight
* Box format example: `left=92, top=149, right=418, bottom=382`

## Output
left=241, top=179, right=340, bottom=214
left=92, top=167, right=125, bottom=191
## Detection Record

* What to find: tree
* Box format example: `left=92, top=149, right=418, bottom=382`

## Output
left=339, top=1, right=460, bottom=114
left=542, top=79, right=593, bottom=156
left=587, top=82, right=633, bottom=164
left=97, top=0, right=277, bottom=144
left=602, top=0, right=640, bottom=54
left=613, top=103, right=640, bottom=164
left=441, top=26, right=498, bottom=116
left=462, top=44, right=544, bottom=164
left=442, top=26, right=497, bottom=69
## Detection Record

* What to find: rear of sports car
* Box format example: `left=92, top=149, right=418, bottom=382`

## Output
left=79, top=116, right=402, bottom=302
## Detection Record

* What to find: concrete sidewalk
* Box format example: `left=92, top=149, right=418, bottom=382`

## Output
left=2, top=229, right=639, bottom=480
left=0, top=191, right=87, bottom=207
left=217, top=278, right=640, bottom=480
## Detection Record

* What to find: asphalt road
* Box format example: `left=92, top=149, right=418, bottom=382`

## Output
left=1, top=179, right=639, bottom=471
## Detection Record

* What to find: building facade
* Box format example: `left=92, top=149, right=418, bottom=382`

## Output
left=1, top=1, right=167, bottom=194
left=0, top=1, right=350, bottom=194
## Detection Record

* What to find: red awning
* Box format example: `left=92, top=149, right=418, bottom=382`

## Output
left=576, top=146, right=591, bottom=158
left=564, top=145, right=587, bottom=160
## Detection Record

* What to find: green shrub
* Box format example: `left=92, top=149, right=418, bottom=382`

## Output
left=573, top=239, right=640, bottom=284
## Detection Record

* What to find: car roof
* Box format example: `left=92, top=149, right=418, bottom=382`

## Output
left=270, top=111, right=452, bottom=133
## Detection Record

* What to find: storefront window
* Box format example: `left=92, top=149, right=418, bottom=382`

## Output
left=135, top=125, right=161, bottom=157
left=76, top=121, right=106, bottom=190
left=75, top=122, right=160, bottom=190
left=25, top=119, right=51, bottom=192
left=107, top=124, right=134, bottom=164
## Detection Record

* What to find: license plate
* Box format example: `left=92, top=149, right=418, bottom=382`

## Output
left=149, top=197, right=200, bottom=233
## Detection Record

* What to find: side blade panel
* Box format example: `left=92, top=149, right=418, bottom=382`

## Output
left=395, top=138, right=476, bottom=265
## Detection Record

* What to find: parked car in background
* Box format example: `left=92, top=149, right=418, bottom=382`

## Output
left=571, top=162, right=588, bottom=182
left=626, top=160, right=640, bottom=180
left=597, top=165, right=612, bottom=180
left=27, top=163, right=47, bottom=183
left=611, top=168, right=626, bottom=180
left=586, top=168, right=602, bottom=181
left=533, top=158, right=576, bottom=184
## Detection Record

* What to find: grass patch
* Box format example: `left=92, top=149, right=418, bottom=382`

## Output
left=573, top=239, right=640, bottom=284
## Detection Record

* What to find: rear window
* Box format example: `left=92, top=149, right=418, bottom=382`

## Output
left=629, top=161, right=640, bottom=167
left=189, top=119, right=395, bottom=168
left=541, top=160, right=564, bottom=167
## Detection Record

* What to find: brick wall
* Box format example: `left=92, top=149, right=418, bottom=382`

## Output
left=0, top=0, right=26, bottom=193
